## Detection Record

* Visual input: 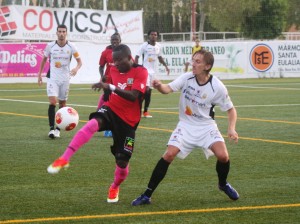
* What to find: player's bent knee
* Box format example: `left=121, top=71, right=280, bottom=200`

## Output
left=115, top=153, right=130, bottom=168
left=162, top=150, right=178, bottom=163
left=217, top=154, right=229, bottom=163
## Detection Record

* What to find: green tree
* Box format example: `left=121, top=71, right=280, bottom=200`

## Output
left=241, top=0, right=288, bottom=39
left=106, top=0, right=190, bottom=38
left=68, top=0, right=292, bottom=40
left=285, top=0, right=300, bottom=30
left=202, top=0, right=260, bottom=32
left=69, top=0, right=75, bottom=8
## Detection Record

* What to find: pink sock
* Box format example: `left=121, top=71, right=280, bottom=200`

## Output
left=97, top=94, right=105, bottom=110
left=61, top=118, right=99, bottom=161
left=111, top=165, right=129, bottom=189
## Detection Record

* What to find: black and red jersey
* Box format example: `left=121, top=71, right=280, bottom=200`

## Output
left=105, top=64, right=147, bottom=127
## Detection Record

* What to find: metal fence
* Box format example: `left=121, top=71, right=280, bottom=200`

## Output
left=281, top=32, right=300, bottom=40
left=155, top=32, right=300, bottom=42
left=144, top=32, right=242, bottom=42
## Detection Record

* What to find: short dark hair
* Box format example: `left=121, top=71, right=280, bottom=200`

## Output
left=113, top=44, right=131, bottom=56
left=57, top=24, right=68, bottom=32
left=111, top=32, right=121, bottom=40
left=147, top=30, right=159, bottom=36
left=112, top=32, right=121, bottom=37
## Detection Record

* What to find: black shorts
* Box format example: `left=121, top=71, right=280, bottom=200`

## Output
left=89, top=106, right=136, bottom=159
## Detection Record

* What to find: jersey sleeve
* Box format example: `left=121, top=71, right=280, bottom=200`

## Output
left=168, top=73, right=190, bottom=92
left=212, top=79, right=234, bottom=111
left=136, top=42, right=146, bottom=57
left=132, top=67, right=147, bottom=93
left=43, top=43, right=51, bottom=58
left=99, top=49, right=107, bottom=66
left=70, top=42, right=80, bottom=59
left=157, top=42, right=163, bottom=57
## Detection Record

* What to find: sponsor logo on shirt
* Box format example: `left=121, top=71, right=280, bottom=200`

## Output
left=127, top=78, right=133, bottom=86
left=124, top=137, right=134, bottom=153
left=117, top=83, right=127, bottom=89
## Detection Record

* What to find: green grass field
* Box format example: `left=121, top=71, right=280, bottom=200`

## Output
left=0, top=78, right=300, bottom=224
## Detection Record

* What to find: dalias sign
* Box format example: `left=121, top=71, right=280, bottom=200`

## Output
left=0, top=43, right=49, bottom=77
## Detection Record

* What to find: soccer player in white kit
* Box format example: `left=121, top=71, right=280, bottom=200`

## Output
left=132, top=48, right=239, bottom=206
left=38, top=24, right=82, bottom=139
left=135, top=30, right=170, bottom=118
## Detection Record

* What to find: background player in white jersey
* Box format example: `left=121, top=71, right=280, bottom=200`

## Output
left=132, top=48, right=239, bottom=206
left=38, top=24, right=82, bottom=139
left=135, top=30, right=170, bottom=118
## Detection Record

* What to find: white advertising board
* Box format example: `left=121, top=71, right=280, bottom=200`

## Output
left=1, top=41, right=299, bottom=84
left=0, top=5, right=143, bottom=44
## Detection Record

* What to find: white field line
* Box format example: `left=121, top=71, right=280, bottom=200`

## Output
left=226, top=85, right=300, bottom=90
left=0, top=88, right=90, bottom=92
left=0, top=83, right=299, bottom=92
left=1, top=98, right=300, bottom=109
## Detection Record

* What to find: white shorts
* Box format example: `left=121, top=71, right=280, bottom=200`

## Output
left=47, top=78, right=70, bottom=101
left=167, top=121, right=224, bottom=159
left=146, top=72, right=156, bottom=88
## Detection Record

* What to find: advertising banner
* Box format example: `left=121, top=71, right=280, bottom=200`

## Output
left=1, top=41, right=299, bottom=83
left=0, top=43, right=49, bottom=78
left=248, top=42, right=300, bottom=78
left=156, top=41, right=300, bottom=80
left=0, top=5, right=143, bottom=44
left=155, top=42, right=248, bottom=80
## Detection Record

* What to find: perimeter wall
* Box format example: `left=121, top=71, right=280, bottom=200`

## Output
left=1, top=40, right=300, bottom=83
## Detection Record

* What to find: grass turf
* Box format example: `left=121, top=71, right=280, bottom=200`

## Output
left=0, top=78, right=299, bottom=224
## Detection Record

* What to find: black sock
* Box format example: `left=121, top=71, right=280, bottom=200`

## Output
left=216, top=160, right=230, bottom=187
left=48, top=105, right=56, bottom=130
left=144, top=89, right=151, bottom=112
left=144, top=158, right=170, bottom=198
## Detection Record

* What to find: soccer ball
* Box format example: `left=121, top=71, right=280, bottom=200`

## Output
left=55, top=107, right=79, bottom=131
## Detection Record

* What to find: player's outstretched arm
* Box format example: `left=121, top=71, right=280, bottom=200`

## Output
left=38, top=56, right=48, bottom=86
left=92, top=82, right=104, bottom=92
left=70, top=58, right=82, bottom=76
left=152, top=80, right=173, bottom=94
left=227, top=107, right=238, bottom=143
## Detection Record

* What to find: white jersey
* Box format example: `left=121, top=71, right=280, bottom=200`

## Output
left=44, top=41, right=80, bottom=82
left=137, top=41, right=162, bottom=74
left=168, top=73, right=233, bottom=126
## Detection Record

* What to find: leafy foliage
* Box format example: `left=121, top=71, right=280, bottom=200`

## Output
left=241, top=0, right=288, bottom=39
left=285, top=0, right=300, bottom=30
left=205, top=0, right=260, bottom=32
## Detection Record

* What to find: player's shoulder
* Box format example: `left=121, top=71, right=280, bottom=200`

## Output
left=102, top=47, right=112, bottom=55
left=173, top=72, right=195, bottom=84
left=210, top=75, right=223, bottom=84
left=140, top=42, right=149, bottom=47
left=210, top=75, right=227, bottom=90
left=132, top=63, right=147, bottom=71
left=155, top=42, right=162, bottom=47
left=47, top=41, right=56, bottom=47
left=66, top=40, right=76, bottom=47
left=131, top=64, right=148, bottom=77
left=181, top=72, right=195, bottom=80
